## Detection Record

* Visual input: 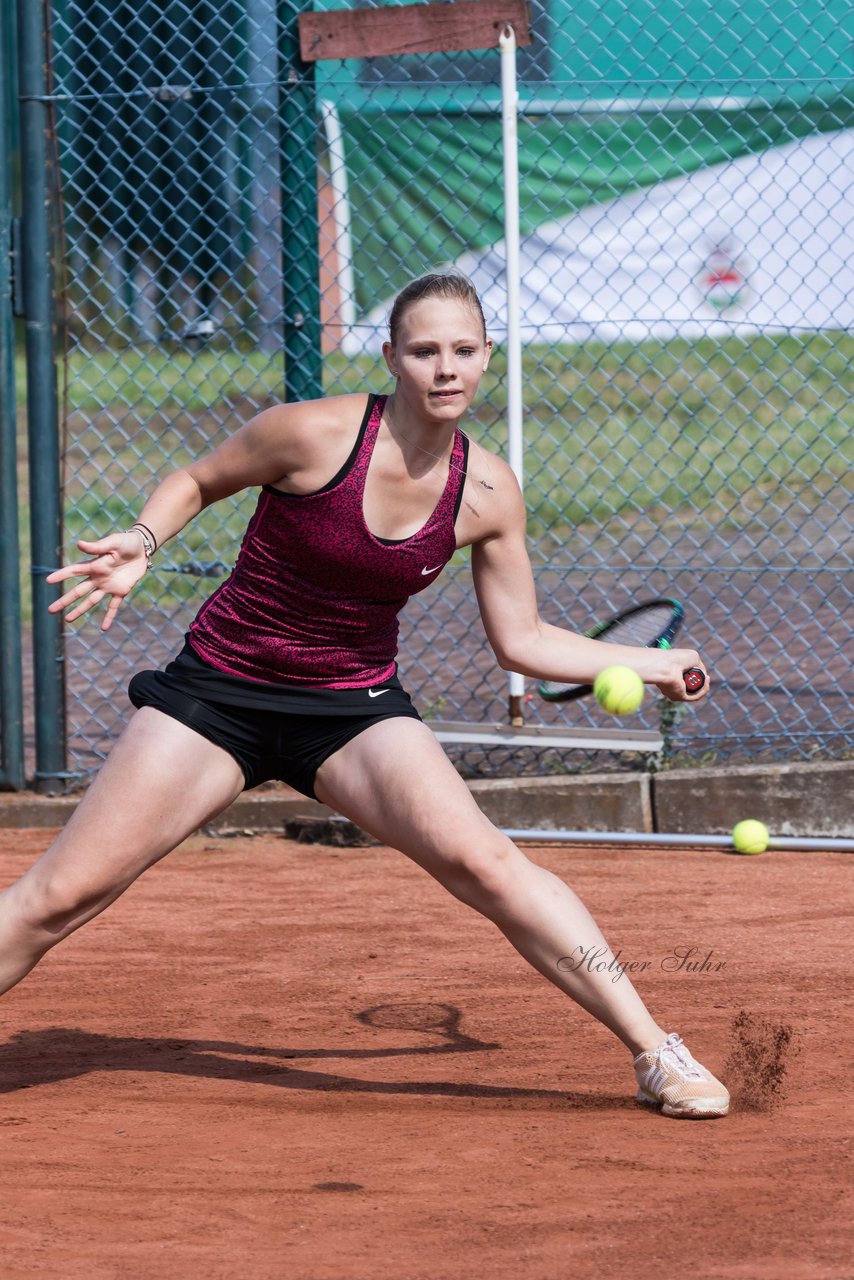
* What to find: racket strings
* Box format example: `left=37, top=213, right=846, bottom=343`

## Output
left=603, top=607, right=675, bottom=647
left=539, top=602, right=681, bottom=699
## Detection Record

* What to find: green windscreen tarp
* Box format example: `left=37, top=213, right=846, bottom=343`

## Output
left=341, top=89, right=854, bottom=312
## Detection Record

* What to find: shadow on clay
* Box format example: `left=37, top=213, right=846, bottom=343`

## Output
left=0, top=1001, right=634, bottom=1111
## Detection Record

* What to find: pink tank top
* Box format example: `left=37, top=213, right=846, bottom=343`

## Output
left=187, top=394, right=469, bottom=687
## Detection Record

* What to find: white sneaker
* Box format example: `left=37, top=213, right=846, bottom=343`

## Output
left=633, top=1032, right=730, bottom=1118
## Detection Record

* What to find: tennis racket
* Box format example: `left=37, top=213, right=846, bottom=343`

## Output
left=537, top=598, right=705, bottom=702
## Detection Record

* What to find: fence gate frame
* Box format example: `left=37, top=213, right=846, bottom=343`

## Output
left=7, top=0, right=852, bottom=788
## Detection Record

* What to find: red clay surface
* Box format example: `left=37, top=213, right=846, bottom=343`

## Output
left=0, top=829, right=849, bottom=1278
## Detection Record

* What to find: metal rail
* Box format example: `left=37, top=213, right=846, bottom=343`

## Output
left=501, top=829, right=854, bottom=852
left=431, top=721, right=663, bottom=751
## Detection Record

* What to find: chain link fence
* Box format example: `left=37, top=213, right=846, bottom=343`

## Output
left=44, top=0, right=853, bottom=784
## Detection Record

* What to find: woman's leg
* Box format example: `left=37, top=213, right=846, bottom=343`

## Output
left=0, top=708, right=245, bottom=996
left=314, top=717, right=667, bottom=1057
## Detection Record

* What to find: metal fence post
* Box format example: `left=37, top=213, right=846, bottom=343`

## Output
left=16, top=0, right=67, bottom=793
left=0, top=0, right=24, bottom=790
left=276, top=0, right=322, bottom=402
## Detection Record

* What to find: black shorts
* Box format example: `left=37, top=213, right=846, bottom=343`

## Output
left=128, top=649, right=423, bottom=800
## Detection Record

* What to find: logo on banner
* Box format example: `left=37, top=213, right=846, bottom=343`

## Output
left=698, top=239, right=748, bottom=313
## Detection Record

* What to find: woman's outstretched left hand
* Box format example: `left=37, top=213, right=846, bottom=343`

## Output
left=46, top=532, right=151, bottom=631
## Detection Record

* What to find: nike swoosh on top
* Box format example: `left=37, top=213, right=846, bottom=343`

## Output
left=421, top=564, right=444, bottom=575
left=368, top=688, right=390, bottom=698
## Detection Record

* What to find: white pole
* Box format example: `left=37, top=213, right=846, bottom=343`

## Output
left=499, top=24, right=526, bottom=724
left=320, top=99, right=357, bottom=351
left=500, top=830, right=854, bottom=851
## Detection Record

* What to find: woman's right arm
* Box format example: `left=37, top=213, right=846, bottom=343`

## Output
left=46, top=397, right=356, bottom=631
left=46, top=467, right=207, bottom=632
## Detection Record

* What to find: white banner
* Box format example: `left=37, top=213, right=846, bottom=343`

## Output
left=357, top=129, right=854, bottom=348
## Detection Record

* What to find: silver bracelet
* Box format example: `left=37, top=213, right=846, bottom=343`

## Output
left=124, top=526, right=154, bottom=570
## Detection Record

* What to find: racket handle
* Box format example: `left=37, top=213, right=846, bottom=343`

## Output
left=683, top=667, right=706, bottom=694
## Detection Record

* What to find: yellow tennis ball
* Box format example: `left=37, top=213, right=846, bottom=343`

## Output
left=732, top=819, right=769, bottom=855
left=593, top=664, right=645, bottom=715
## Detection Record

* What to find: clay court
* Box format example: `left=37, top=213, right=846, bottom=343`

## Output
left=0, top=827, right=848, bottom=1278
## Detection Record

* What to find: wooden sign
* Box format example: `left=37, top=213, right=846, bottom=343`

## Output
left=299, top=0, right=532, bottom=63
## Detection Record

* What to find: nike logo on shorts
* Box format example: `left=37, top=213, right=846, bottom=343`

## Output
left=421, top=564, right=444, bottom=575
left=368, top=688, right=390, bottom=698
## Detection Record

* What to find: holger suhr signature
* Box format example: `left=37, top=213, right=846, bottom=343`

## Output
left=557, top=945, right=726, bottom=984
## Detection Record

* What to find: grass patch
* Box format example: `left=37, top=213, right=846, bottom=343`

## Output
left=12, top=329, right=852, bottom=621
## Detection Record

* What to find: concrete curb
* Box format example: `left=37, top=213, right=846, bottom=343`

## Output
left=0, top=759, right=849, bottom=839
left=653, top=759, right=853, bottom=839
left=466, top=774, right=653, bottom=833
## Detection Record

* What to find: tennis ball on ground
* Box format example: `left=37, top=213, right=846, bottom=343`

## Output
left=593, top=665, right=645, bottom=716
left=732, top=819, right=769, bottom=855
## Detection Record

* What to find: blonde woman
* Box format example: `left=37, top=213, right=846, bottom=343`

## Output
left=3, top=274, right=728, bottom=1118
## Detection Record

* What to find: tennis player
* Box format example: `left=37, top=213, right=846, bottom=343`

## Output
left=3, top=273, right=728, bottom=1118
